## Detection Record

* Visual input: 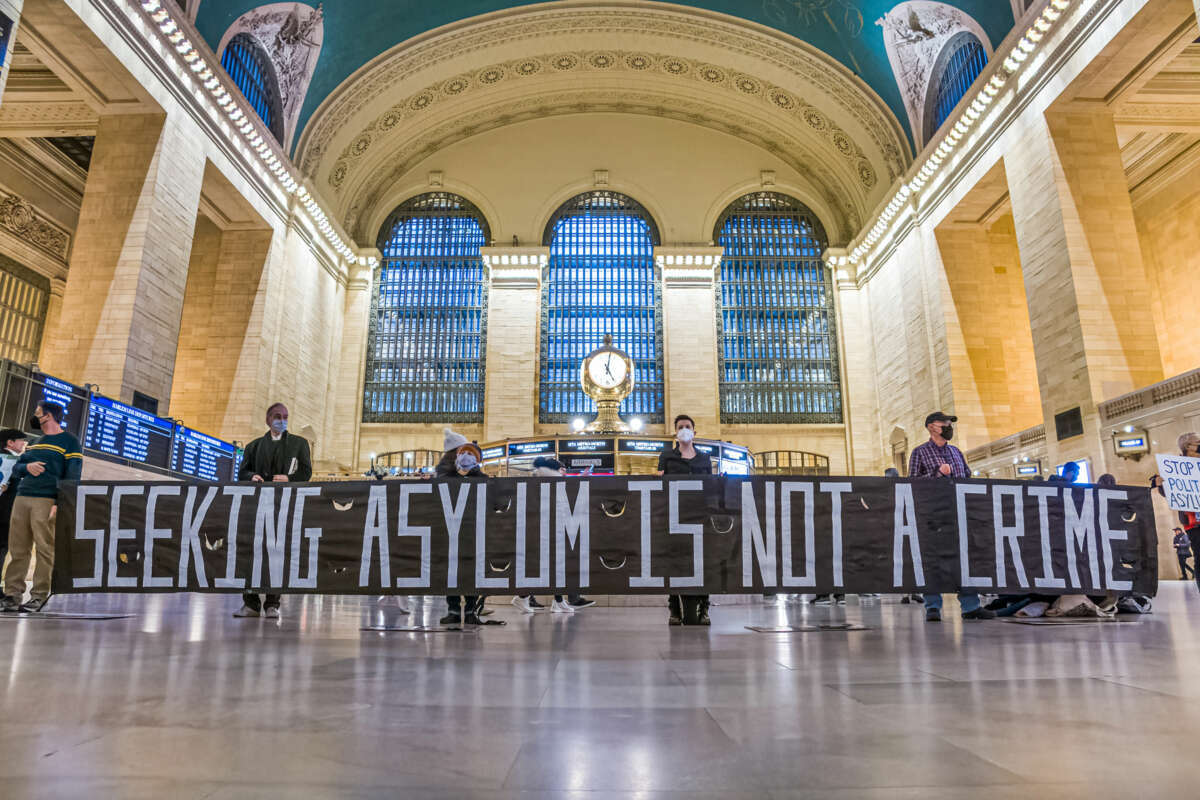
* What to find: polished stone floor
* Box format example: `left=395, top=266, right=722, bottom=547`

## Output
left=1, top=585, right=1198, bottom=799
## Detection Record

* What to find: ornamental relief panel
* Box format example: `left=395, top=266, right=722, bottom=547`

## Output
left=0, top=190, right=70, bottom=263
left=341, top=89, right=863, bottom=245
left=295, top=4, right=908, bottom=182
left=326, top=50, right=879, bottom=197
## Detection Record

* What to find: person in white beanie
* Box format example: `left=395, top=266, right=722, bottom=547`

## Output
left=437, top=428, right=502, bottom=626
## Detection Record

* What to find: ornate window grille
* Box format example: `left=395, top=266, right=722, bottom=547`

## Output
left=220, top=33, right=284, bottom=143
left=362, top=193, right=489, bottom=423
left=540, top=191, right=663, bottom=423
left=0, top=255, right=49, bottom=367
left=714, top=192, right=842, bottom=423
left=926, top=33, right=988, bottom=142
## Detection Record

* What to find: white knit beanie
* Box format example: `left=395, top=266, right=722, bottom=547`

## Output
left=443, top=427, right=469, bottom=452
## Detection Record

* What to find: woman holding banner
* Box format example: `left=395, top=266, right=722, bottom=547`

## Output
left=1152, top=433, right=1200, bottom=591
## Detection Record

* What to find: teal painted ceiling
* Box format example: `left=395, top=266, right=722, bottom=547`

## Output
left=194, top=1, right=1017, bottom=150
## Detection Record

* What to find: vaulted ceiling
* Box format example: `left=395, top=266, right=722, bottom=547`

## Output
left=194, top=1, right=1017, bottom=147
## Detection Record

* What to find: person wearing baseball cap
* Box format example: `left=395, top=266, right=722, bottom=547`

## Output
left=908, top=411, right=995, bottom=622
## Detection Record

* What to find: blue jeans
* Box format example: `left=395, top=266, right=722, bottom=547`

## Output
left=924, top=592, right=981, bottom=614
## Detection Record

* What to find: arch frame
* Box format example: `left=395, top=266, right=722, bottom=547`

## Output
left=541, top=190, right=663, bottom=248
left=220, top=31, right=287, bottom=145
left=921, top=30, right=989, bottom=145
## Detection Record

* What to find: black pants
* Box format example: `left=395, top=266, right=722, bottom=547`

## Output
left=446, top=595, right=482, bottom=614
left=669, top=594, right=709, bottom=624
left=242, top=593, right=280, bottom=612
left=1179, top=555, right=1195, bottom=581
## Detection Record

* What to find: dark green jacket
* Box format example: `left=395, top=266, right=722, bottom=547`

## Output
left=238, top=431, right=312, bottom=482
left=13, top=431, right=83, bottom=498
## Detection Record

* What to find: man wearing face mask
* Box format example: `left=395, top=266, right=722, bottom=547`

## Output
left=908, top=412, right=995, bottom=622
left=657, top=414, right=713, bottom=626
left=0, top=403, right=82, bottom=613
left=233, top=402, right=312, bottom=619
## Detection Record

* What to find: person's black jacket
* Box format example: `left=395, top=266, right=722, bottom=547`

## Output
left=435, top=450, right=484, bottom=479
left=657, top=446, right=713, bottom=475
left=239, top=431, right=312, bottom=482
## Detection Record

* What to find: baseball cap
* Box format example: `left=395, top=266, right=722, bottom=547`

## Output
left=924, top=411, right=957, bottom=426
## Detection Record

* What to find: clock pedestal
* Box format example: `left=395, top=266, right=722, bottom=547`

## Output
left=585, top=399, right=629, bottom=433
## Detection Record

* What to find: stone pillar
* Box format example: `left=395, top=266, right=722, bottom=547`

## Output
left=39, top=112, right=205, bottom=410
left=480, top=246, right=547, bottom=442
left=657, top=247, right=723, bottom=437
left=1005, top=107, right=1163, bottom=465
left=0, top=0, right=21, bottom=106
left=825, top=248, right=880, bottom=474
left=328, top=256, right=375, bottom=470
left=37, top=275, right=64, bottom=361
left=170, top=216, right=273, bottom=438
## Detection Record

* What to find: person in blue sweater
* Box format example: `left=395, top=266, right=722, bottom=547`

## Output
left=0, top=401, right=82, bottom=613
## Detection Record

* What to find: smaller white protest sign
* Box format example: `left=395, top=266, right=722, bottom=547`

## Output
left=1155, top=454, right=1200, bottom=512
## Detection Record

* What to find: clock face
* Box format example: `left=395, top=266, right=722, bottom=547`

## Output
left=587, top=352, right=628, bottom=389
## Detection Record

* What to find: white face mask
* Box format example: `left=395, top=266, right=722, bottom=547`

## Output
left=677, top=427, right=695, bottom=443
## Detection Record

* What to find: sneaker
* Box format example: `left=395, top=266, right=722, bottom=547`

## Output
left=463, top=613, right=484, bottom=625
left=926, top=608, right=942, bottom=622
left=668, top=614, right=682, bottom=626
left=835, top=595, right=847, bottom=605
left=233, top=604, right=260, bottom=618
left=511, top=596, right=541, bottom=614
left=900, top=595, right=912, bottom=604
left=0, top=595, right=19, bottom=613
left=528, top=596, right=546, bottom=609
left=569, top=597, right=596, bottom=608
left=438, top=612, right=463, bottom=625
left=18, top=598, right=45, bottom=613
left=477, top=607, right=495, bottom=616
left=811, top=595, right=834, bottom=606
left=962, top=607, right=997, bottom=620
left=697, top=612, right=712, bottom=626
left=909, top=593, right=924, bottom=603
left=550, top=599, right=575, bottom=613
left=264, top=606, right=280, bottom=619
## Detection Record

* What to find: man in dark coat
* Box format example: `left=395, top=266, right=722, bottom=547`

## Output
left=233, top=402, right=312, bottom=619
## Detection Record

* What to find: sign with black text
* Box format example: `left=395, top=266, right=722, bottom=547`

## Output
left=53, top=477, right=1157, bottom=596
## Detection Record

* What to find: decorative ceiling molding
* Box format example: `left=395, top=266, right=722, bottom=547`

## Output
left=326, top=49, right=881, bottom=200
left=294, top=3, right=910, bottom=181
left=339, top=88, right=865, bottom=245
left=0, top=186, right=72, bottom=271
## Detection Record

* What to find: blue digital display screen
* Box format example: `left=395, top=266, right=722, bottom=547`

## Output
left=30, top=372, right=87, bottom=439
left=508, top=440, right=555, bottom=456
left=84, top=394, right=173, bottom=468
left=172, top=424, right=238, bottom=482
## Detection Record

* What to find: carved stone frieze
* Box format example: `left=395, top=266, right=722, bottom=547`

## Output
left=876, top=1, right=991, bottom=145
left=0, top=189, right=71, bottom=261
left=220, top=2, right=323, bottom=147
left=325, top=49, right=879, bottom=197
left=295, top=4, right=910, bottom=182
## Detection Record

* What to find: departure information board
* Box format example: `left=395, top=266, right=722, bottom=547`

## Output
left=171, top=425, right=238, bottom=482
left=83, top=395, right=173, bottom=468
left=30, top=372, right=87, bottom=439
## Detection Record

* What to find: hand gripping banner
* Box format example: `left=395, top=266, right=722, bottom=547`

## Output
left=52, top=476, right=1158, bottom=596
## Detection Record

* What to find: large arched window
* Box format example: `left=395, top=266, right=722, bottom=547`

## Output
left=220, top=33, right=284, bottom=143
left=925, top=32, right=988, bottom=142
left=362, top=193, right=490, bottom=423
left=540, top=191, right=663, bottom=423
left=714, top=192, right=841, bottom=423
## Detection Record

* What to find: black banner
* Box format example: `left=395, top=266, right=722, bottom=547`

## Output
left=52, top=477, right=1158, bottom=596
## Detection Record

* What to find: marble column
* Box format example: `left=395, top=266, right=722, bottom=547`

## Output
left=480, top=246, right=547, bottom=443
left=39, top=112, right=205, bottom=410
left=657, top=247, right=723, bottom=438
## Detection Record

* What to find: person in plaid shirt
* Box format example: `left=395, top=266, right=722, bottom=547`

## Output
left=908, top=412, right=995, bottom=622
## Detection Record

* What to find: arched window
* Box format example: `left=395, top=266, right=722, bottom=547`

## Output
left=540, top=191, right=663, bottom=423
left=925, top=32, right=988, bottom=142
left=220, top=33, right=284, bottom=143
left=362, top=193, right=490, bottom=423
left=714, top=192, right=841, bottom=423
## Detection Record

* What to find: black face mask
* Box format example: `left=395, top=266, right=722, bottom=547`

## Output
left=29, top=415, right=42, bottom=430
left=941, top=425, right=954, bottom=441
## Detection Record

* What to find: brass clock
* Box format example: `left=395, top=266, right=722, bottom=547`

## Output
left=580, top=334, right=634, bottom=432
